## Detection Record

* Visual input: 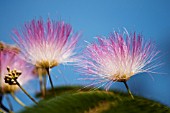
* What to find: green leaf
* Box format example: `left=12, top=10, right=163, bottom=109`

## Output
left=20, top=86, right=170, bottom=113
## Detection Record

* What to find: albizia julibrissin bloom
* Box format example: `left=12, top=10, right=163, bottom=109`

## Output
left=12, top=18, right=80, bottom=95
left=76, top=31, right=160, bottom=98
left=12, top=18, right=80, bottom=69
left=0, top=42, right=33, bottom=94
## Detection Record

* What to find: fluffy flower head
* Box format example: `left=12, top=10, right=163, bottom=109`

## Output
left=13, top=18, right=80, bottom=69
left=0, top=42, right=33, bottom=93
left=77, top=30, right=160, bottom=89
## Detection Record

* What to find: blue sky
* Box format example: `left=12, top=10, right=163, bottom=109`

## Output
left=0, top=0, right=170, bottom=112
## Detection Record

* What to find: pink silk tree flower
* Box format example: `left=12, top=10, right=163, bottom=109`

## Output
left=13, top=18, right=80, bottom=69
left=0, top=42, right=38, bottom=107
left=0, top=42, right=33, bottom=94
left=12, top=18, right=80, bottom=96
left=76, top=31, right=160, bottom=99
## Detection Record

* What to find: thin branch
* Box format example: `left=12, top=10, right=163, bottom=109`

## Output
left=46, top=68, right=56, bottom=95
left=123, top=81, right=134, bottom=99
left=43, top=75, right=47, bottom=96
left=0, top=94, right=10, bottom=113
left=14, top=80, right=38, bottom=105
left=10, top=93, right=27, bottom=108
left=38, top=73, right=45, bottom=98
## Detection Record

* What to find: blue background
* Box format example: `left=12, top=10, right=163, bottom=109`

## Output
left=0, top=0, right=170, bottom=112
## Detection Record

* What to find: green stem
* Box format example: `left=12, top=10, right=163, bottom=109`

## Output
left=46, top=68, right=55, bottom=95
left=0, top=94, right=10, bottom=113
left=5, top=95, right=13, bottom=111
left=123, top=81, right=134, bottom=99
left=43, top=75, right=47, bottom=96
left=14, top=80, right=38, bottom=104
left=0, top=104, right=10, bottom=113
left=38, top=73, right=45, bottom=98
left=10, top=93, right=27, bottom=108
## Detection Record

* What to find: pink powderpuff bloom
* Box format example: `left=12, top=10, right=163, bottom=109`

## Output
left=76, top=30, right=160, bottom=90
left=12, top=18, right=80, bottom=69
left=0, top=42, right=33, bottom=93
